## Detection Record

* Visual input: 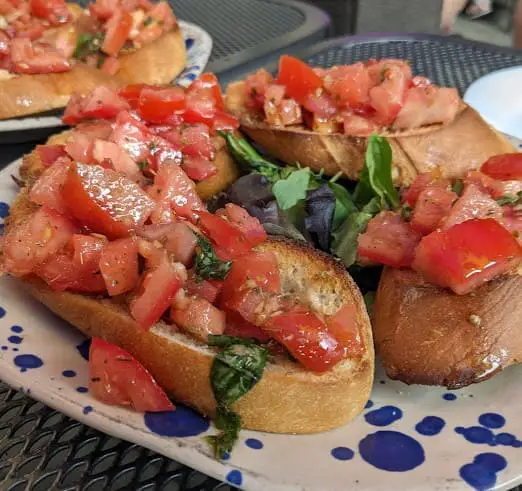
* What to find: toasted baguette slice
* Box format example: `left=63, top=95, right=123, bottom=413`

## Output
left=225, top=81, right=515, bottom=186
left=20, top=129, right=240, bottom=201
left=7, top=190, right=373, bottom=433
left=372, top=267, right=522, bottom=389
left=0, top=24, right=186, bottom=120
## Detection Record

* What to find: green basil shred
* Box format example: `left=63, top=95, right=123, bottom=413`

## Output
left=194, top=235, right=232, bottom=280
left=73, top=32, right=105, bottom=60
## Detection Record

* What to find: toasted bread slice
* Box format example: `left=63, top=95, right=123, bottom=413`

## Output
left=5, top=182, right=374, bottom=433
left=225, top=81, right=515, bottom=186
left=372, top=267, right=522, bottom=389
left=20, top=130, right=240, bottom=201
left=0, top=23, right=186, bottom=120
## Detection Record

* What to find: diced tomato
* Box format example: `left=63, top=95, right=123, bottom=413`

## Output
left=130, top=258, right=185, bottom=329
left=185, top=275, right=222, bottom=303
left=110, top=111, right=153, bottom=163
left=442, top=184, right=502, bottom=229
left=63, top=94, right=84, bottom=126
left=72, top=234, right=105, bottom=270
left=88, top=0, right=119, bottom=20
left=277, top=55, right=323, bottom=105
left=463, top=170, right=513, bottom=199
left=357, top=211, right=421, bottom=268
left=187, top=72, right=224, bottom=111
left=99, top=238, right=139, bottom=296
left=81, top=86, right=131, bottom=121
left=29, top=159, right=71, bottom=214
left=148, top=164, right=205, bottom=221
left=10, top=38, right=71, bottom=74
left=412, top=218, right=522, bottom=295
left=181, top=155, right=216, bottom=181
left=133, top=22, right=163, bottom=45
left=263, top=311, right=344, bottom=372
left=216, top=203, right=267, bottom=248
left=137, top=87, right=185, bottom=123
left=220, top=251, right=280, bottom=308
left=64, top=131, right=95, bottom=163
left=212, top=110, right=239, bottom=132
left=323, top=63, right=372, bottom=107
left=89, top=337, right=174, bottom=412
left=171, top=297, right=225, bottom=341
left=224, top=311, right=270, bottom=343
left=244, top=68, right=273, bottom=109
left=404, top=171, right=447, bottom=206
left=501, top=206, right=522, bottom=243
left=197, top=211, right=252, bottom=259
left=101, top=56, right=120, bottom=75
left=325, top=303, right=363, bottom=357
left=181, top=124, right=213, bottom=159
left=369, top=64, right=408, bottom=125
left=411, top=75, right=431, bottom=88
left=146, top=0, right=176, bottom=29
left=342, top=113, right=379, bottom=136
left=30, top=0, right=70, bottom=24
left=277, top=99, right=302, bottom=126
left=264, top=84, right=286, bottom=106
left=183, top=91, right=216, bottom=127
left=53, top=25, right=78, bottom=58
left=62, top=162, right=156, bottom=239
left=164, top=222, right=197, bottom=265
left=102, top=10, right=132, bottom=56
left=481, top=154, right=522, bottom=181
left=303, top=91, right=337, bottom=119
left=92, top=139, right=139, bottom=178
left=410, top=186, right=458, bottom=235
left=0, top=0, right=14, bottom=15
left=36, top=144, right=67, bottom=167
left=0, top=30, right=9, bottom=58
left=118, top=84, right=153, bottom=108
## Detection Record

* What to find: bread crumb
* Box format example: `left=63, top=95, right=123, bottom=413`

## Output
left=468, top=314, right=481, bottom=327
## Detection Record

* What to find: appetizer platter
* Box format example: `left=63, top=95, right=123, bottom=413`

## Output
left=0, top=56, right=522, bottom=491
left=0, top=0, right=212, bottom=134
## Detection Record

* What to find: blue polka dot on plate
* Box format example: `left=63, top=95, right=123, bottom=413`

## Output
left=83, top=406, right=93, bottom=415
left=443, top=393, right=457, bottom=401
left=331, top=447, right=354, bottom=461
left=416, top=416, right=446, bottom=436
left=365, top=406, right=403, bottom=427
left=185, top=38, right=194, bottom=49
left=226, top=470, right=242, bottom=486
left=460, top=453, right=507, bottom=491
left=10, top=325, right=23, bottom=333
left=365, top=400, right=374, bottom=409
left=0, top=307, right=6, bottom=319
left=62, top=370, right=76, bottom=378
left=76, top=386, right=88, bottom=393
left=0, top=202, right=9, bottom=218
left=245, top=438, right=263, bottom=450
left=479, top=413, right=505, bottom=430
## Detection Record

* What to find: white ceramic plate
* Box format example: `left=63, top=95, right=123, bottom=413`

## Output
left=2, top=141, right=522, bottom=491
left=464, top=66, right=522, bottom=140
left=0, top=20, right=212, bottom=136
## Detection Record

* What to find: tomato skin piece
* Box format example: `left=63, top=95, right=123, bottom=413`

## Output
left=215, top=203, right=267, bottom=248
left=410, top=186, right=458, bottom=235
left=101, top=56, right=120, bottom=75
left=170, top=297, right=226, bottom=341
left=403, top=171, right=446, bottom=206
left=36, top=144, right=67, bottom=167
left=276, top=55, right=323, bottom=105
left=480, top=154, right=522, bottom=181
left=29, top=159, right=71, bottom=215
left=89, top=337, right=174, bottom=412
left=164, top=222, right=198, bottom=266
left=224, top=311, right=270, bottom=343
left=118, top=84, right=153, bottom=108
left=325, top=303, right=363, bottom=357
left=263, top=311, right=344, bottom=372
left=62, top=162, right=156, bottom=239
left=130, top=259, right=185, bottom=329
left=31, top=0, right=70, bottom=24
left=137, top=87, right=185, bottom=123
left=99, top=238, right=139, bottom=296
left=80, top=86, right=131, bottom=120
left=412, top=218, right=522, bottom=295
left=102, top=10, right=133, bottom=56
left=184, top=276, right=222, bottom=303
left=187, top=72, right=224, bottom=111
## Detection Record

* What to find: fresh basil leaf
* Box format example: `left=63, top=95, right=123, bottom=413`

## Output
left=208, top=335, right=260, bottom=348
left=73, top=32, right=104, bottom=60
left=195, top=236, right=232, bottom=280
left=304, top=184, right=336, bottom=251
left=401, top=205, right=412, bottom=222
left=364, top=291, right=376, bottom=316
left=219, top=131, right=282, bottom=181
left=206, top=406, right=241, bottom=460
left=452, top=179, right=464, bottom=196
left=353, top=135, right=400, bottom=209
left=496, top=191, right=522, bottom=206
left=331, top=197, right=381, bottom=268
left=272, top=168, right=311, bottom=210
left=210, top=343, right=268, bottom=406
left=329, top=181, right=357, bottom=231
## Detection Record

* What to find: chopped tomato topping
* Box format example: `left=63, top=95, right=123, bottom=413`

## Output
left=244, top=68, right=273, bottom=109
left=30, top=0, right=70, bottom=25
left=342, top=113, right=379, bottom=136
left=89, top=337, right=174, bottom=412
left=29, top=158, right=71, bottom=214
left=303, top=91, right=337, bottom=119
left=358, top=211, right=421, bottom=268
left=118, top=84, right=153, bottom=108
left=102, top=9, right=133, bottom=56
left=323, top=63, right=371, bottom=107
left=36, top=144, right=67, bottom=167
left=170, top=297, right=225, bottom=341
left=224, top=311, right=270, bottom=343
left=403, top=171, right=447, bottom=206
left=64, top=87, right=130, bottom=125
left=184, top=276, right=222, bottom=303
left=137, top=87, right=185, bottom=123
left=101, top=56, right=120, bottom=75
left=481, top=154, right=522, bottom=181
left=181, top=124, right=213, bottom=159
left=212, top=111, right=240, bottom=132
left=412, top=218, right=522, bottom=295
left=88, top=0, right=119, bottom=20
left=263, top=311, right=344, bottom=372
left=369, top=64, right=408, bottom=125
left=277, top=55, right=323, bottom=105
left=462, top=170, right=507, bottom=199
left=10, top=38, right=70, bottom=74
left=181, top=155, right=216, bottom=182
left=99, top=238, right=139, bottom=295
left=410, top=186, right=457, bottom=235
left=92, top=139, right=139, bottom=178
left=188, top=72, right=224, bottom=111
left=215, top=203, right=267, bottom=248
left=130, top=258, right=184, bottom=329
left=64, top=131, right=95, bottom=164
left=110, top=111, right=152, bottom=163
left=163, top=222, right=197, bottom=265
left=325, top=303, right=363, bottom=357
left=62, top=162, right=156, bottom=239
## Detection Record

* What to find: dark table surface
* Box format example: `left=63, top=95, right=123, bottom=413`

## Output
left=2, top=32, right=522, bottom=491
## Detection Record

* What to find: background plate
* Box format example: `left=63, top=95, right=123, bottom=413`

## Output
left=1, top=138, right=522, bottom=491
left=0, top=20, right=211, bottom=141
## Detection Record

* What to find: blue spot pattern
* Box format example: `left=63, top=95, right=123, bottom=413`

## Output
left=0, top=307, right=5, bottom=319
left=76, top=386, right=88, bottom=393
left=331, top=447, right=354, bottom=461
left=359, top=431, right=425, bottom=472
left=10, top=325, right=22, bottom=333
left=76, top=339, right=91, bottom=361
left=83, top=406, right=93, bottom=415
left=62, top=370, right=76, bottom=378
left=443, top=393, right=457, bottom=401
left=226, top=470, right=242, bottom=486
left=479, top=413, right=505, bottom=429
left=0, top=202, right=9, bottom=218
left=8, top=335, right=22, bottom=344
left=365, top=406, right=403, bottom=427
left=14, top=354, right=43, bottom=371
left=185, top=38, right=194, bottom=49
left=1, top=346, right=7, bottom=351
left=365, top=400, right=374, bottom=409
left=416, top=416, right=446, bottom=436
left=456, top=413, right=520, bottom=448
left=144, top=405, right=210, bottom=437
left=460, top=453, right=507, bottom=491
left=245, top=438, right=263, bottom=450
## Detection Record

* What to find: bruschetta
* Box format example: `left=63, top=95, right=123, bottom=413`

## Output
left=0, top=0, right=186, bottom=119
left=0, top=79, right=374, bottom=451
left=358, top=154, right=522, bottom=388
left=225, top=55, right=514, bottom=185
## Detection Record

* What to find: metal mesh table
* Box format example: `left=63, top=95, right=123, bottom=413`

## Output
left=2, top=33, right=522, bottom=491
